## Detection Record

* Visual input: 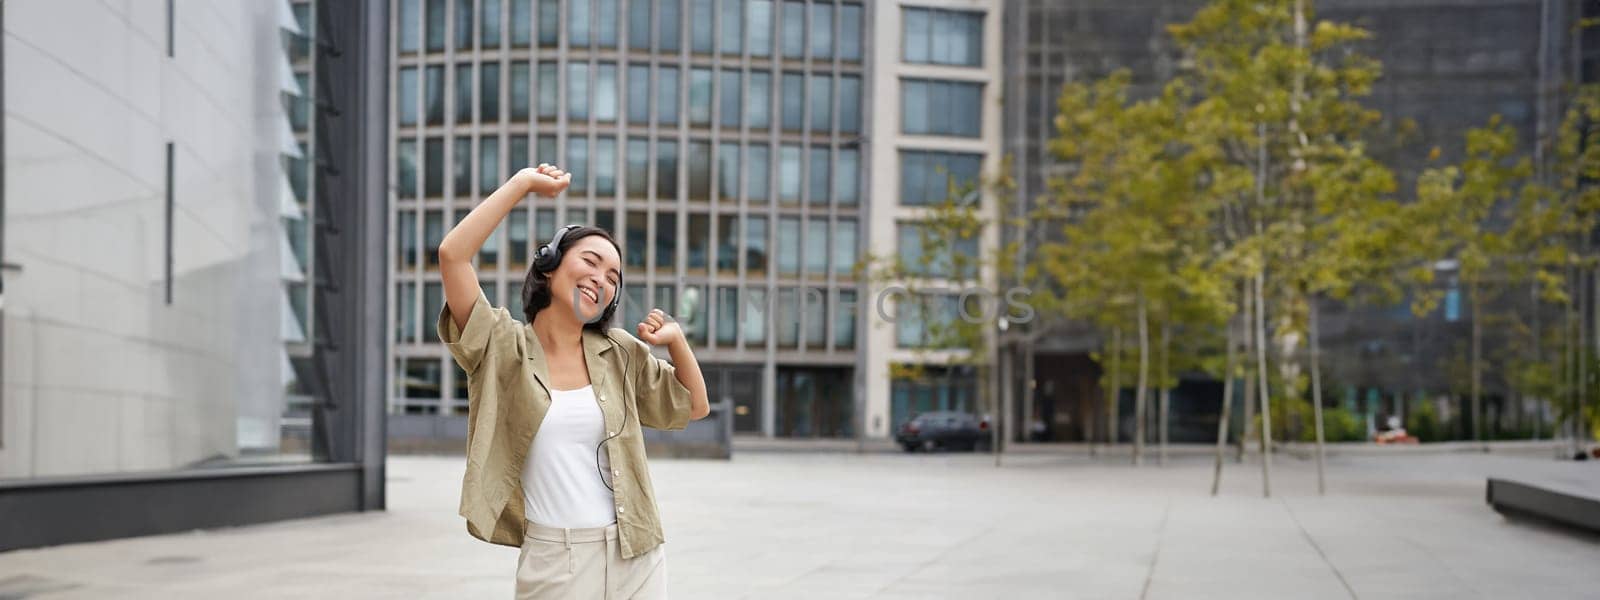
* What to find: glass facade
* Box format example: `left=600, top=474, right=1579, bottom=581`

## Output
left=388, top=0, right=866, bottom=430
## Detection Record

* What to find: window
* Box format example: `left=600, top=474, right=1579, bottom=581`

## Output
left=569, top=63, right=590, bottom=120
left=689, top=141, right=712, bottom=201
left=690, top=68, right=713, bottom=125
left=781, top=1, right=804, bottom=58
left=629, top=0, right=651, bottom=49
left=839, top=3, right=862, bottom=61
left=401, top=0, right=422, bottom=53
left=688, top=214, right=710, bottom=271
left=717, top=142, right=739, bottom=199
left=659, top=0, right=681, bottom=51
left=427, top=0, right=447, bottom=51
left=537, top=63, right=558, bottom=118
left=835, top=289, right=856, bottom=348
left=597, top=0, right=618, bottom=47
left=747, top=70, right=771, bottom=129
left=901, top=79, right=983, bottom=137
left=809, top=75, right=831, bottom=132
left=746, top=215, right=768, bottom=275
left=403, top=358, right=442, bottom=402
left=453, top=137, right=471, bottom=196
left=897, top=222, right=980, bottom=279
left=779, top=144, right=801, bottom=203
left=900, top=150, right=982, bottom=205
left=656, top=139, right=678, bottom=198
left=425, top=65, right=445, bottom=124
left=776, top=288, right=799, bottom=347
left=567, top=137, right=589, bottom=194
left=425, top=137, right=444, bottom=196
left=655, top=285, right=677, bottom=325
left=627, top=138, right=649, bottom=197
left=510, top=62, right=531, bottom=120
left=717, top=214, right=738, bottom=272
left=805, top=288, right=826, bottom=347
left=538, top=0, right=559, bottom=46
left=658, top=67, right=680, bottom=125
left=398, top=139, right=419, bottom=198
left=748, top=145, right=770, bottom=202
left=595, top=137, right=617, bottom=196
left=809, top=3, right=832, bottom=60
left=398, top=211, right=419, bottom=268
left=805, top=218, right=828, bottom=274
left=683, top=284, right=708, bottom=345
left=838, top=75, right=860, bottom=133
left=480, top=63, right=500, bottom=122
left=692, top=0, right=713, bottom=53
left=778, top=217, right=800, bottom=275
left=399, top=67, right=420, bottom=126
left=397, top=281, right=418, bottom=343
left=424, top=209, right=445, bottom=266
left=536, top=207, right=556, bottom=241
left=717, top=287, right=738, bottom=345
left=896, top=294, right=960, bottom=348
left=511, top=0, right=532, bottom=47
left=509, top=209, right=529, bottom=264
left=481, top=0, right=502, bottom=46
left=781, top=72, right=803, bottom=131
left=570, top=0, right=591, bottom=46
left=455, top=0, right=474, bottom=49
left=455, top=63, right=473, bottom=123
left=749, top=0, right=772, bottom=57
left=626, top=210, right=648, bottom=268
left=479, top=136, right=500, bottom=194
left=537, top=136, right=556, bottom=169
left=808, top=147, right=829, bottom=205
left=655, top=212, right=677, bottom=269
left=903, top=7, right=983, bottom=66
left=596, top=209, right=615, bottom=234
left=720, top=0, right=742, bottom=55
left=720, top=69, right=741, bottom=128
left=834, top=218, right=857, bottom=275
left=509, top=136, right=528, bottom=177
left=744, top=288, right=767, bottom=344
left=629, top=66, right=651, bottom=123
left=596, top=63, right=619, bottom=122
left=836, top=147, right=858, bottom=205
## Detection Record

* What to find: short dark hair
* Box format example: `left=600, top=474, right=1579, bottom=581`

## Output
left=520, top=226, right=622, bottom=332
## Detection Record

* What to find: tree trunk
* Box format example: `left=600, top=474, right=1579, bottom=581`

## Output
left=1471, top=281, right=1483, bottom=445
left=1255, top=271, right=1273, bottom=497
left=1159, top=322, right=1171, bottom=467
left=1533, top=279, right=1543, bottom=439
left=1311, top=297, right=1327, bottom=495
left=1109, top=327, right=1123, bottom=453
left=1135, top=294, right=1150, bottom=466
left=1212, top=290, right=1240, bottom=495
left=1239, top=287, right=1256, bottom=463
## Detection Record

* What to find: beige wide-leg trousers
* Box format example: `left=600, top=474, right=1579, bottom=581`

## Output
left=516, top=520, right=668, bottom=599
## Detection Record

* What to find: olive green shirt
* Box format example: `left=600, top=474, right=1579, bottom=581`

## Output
left=437, top=288, right=692, bottom=559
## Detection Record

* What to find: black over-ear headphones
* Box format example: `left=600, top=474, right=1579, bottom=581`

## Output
left=534, top=224, right=623, bottom=317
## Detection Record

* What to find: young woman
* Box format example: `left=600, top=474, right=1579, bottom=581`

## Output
left=436, top=164, right=710, bottom=599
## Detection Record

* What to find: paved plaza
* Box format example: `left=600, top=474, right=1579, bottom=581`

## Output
left=1, top=448, right=1597, bottom=599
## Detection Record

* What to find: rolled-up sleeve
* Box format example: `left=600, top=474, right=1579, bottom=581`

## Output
left=436, top=287, right=513, bottom=375
left=623, top=334, right=693, bottom=431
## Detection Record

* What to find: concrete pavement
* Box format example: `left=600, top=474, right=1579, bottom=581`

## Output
left=1, top=450, right=1596, bottom=599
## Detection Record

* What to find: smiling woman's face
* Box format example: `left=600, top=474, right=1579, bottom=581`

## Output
left=548, top=234, right=624, bottom=323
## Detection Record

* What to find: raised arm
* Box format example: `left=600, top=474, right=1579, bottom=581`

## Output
left=439, top=164, right=570, bottom=332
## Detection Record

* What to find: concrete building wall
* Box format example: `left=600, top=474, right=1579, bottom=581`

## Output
left=2, top=0, right=288, bottom=477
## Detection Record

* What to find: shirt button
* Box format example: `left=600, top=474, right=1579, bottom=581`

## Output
left=612, top=469, right=621, bottom=478
left=607, top=431, right=614, bottom=436
left=618, top=506, right=626, bottom=514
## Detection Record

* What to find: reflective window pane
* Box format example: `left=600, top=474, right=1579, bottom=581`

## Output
left=838, top=75, right=860, bottom=133
left=689, top=141, right=712, bottom=201
left=455, top=62, right=473, bottom=123
left=397, top=139, right=419, bottom=198
left=748, top=0, right=772, bottom=57
left=658, top=67, right=679, bottom=125
left=747, top=70, right=771, bottom=129
left=717, top=142, right=739, bottom=199
left=539, top=0, right=559, bottom=46
left=809, top=75, right=831, bottom=132
left=655, top=212, right=677, bottom=269
left=834, top=218, right=857, bottom=276
left=720, top=69, right=741, bottom=128
left=777, top=217, right=799, bottom=275
left=808, top=147, right=830, bottom=206
left=692, top=0, right=713, bottom=53
left=482, top=0, right=502, bottom=46
left=401, top=0, right=422, bottom=53
left=747, top=144, right=770, bottom=202
left=720, top=0, right=742, bottom=55
left=424, top=209, right=445, bottom=266
left=455, top=0, right=474, bottom=49
left=595, top=137, right=617, bottom=196
left=425, top=65, right=445, bottom=124
left=537, top=63, right=558, bottom=118
left=399, top=67, right=419, bottom=126
left=597, top=0, right=619, bottom=47
left=899, top=150, right=982, bottom=205
left=746, top=215, right=768, bottom=274
left=628, top=65, right=651, bottom=123
left=717, top=214, right=738, bottom=272
left=509, top=136, right=528, bottom=177
left=627, top=137, right=649, bottom=197
left=629, top=0, right=651, bottom=49
left=425, top=137, right=444, bottom=196
left=510, top=61, right=531, bottom=121
left=901, top=79, right=982, bottom=137
left=479, top=135, right=500, bottom=194
left=776, top=288, right=799, bottom=347
left=779, top=144, right=801, bottom=203
left=568, top=63, right=590, bottom=120
left=903, top=7, right=983, bottom=67
left=717, top=286, right=738, bottom=345
left=688, top=213, right=710, bottom=270
left=511, top=0, right=532, bottom=47
left=744, top=288, right=767, bottom=345
left=836, top=147, right=858, bottom=205
left=570, top=0, right=592, bottom=46
left=805, top=217, right=828, bottom=274
left=659, top=0, right=680, bottom=51
left=509, top=209, right=530, bottom=264
left=567, top=136, right=590, bottom=194
left=781, top=72, right=803, bottom=131
left=453, top=137, right=471, bottom=196
left=656, top=138, right=678, bottom=198
left=397, top=281, right=418, bottom=343
left=840, top=3, right=862, bottom=61
left=399, top=211, right=419, bottom=270
left=596, top=63, right=619, bottom=122
left=781, top=1, right=804, bottom=58
left=689, top=68, right=713, bottom=125
left=480, top=63, right=500, bottom=122
left=809, top=3, right=832, bottom=60
left=836, top=290, right=856, bottom=348
left=626, top=210, right=649, bottom=268
left=805, top=287, right=826, bottom=348
left=427, top=0, right=447, bottom=51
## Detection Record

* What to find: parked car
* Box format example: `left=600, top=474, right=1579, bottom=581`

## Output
left=896, top=411, right=989, bottom=452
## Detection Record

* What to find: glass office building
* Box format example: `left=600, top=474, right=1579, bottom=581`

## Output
left=388, top=0, right=902, bottom=438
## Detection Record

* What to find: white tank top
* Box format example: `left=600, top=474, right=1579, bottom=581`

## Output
left=522, top=385, right=618, bottom=528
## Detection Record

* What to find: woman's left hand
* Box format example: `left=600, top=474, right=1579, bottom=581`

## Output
left=636, top=309, right=684, bottom=346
